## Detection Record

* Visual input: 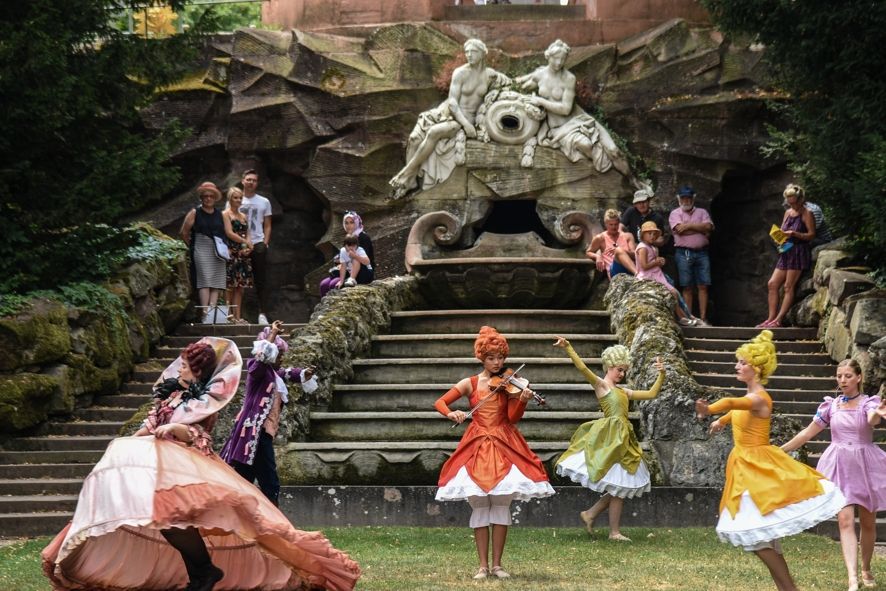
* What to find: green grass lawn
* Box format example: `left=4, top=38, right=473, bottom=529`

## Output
left=8, top=527, right=857, bottom=590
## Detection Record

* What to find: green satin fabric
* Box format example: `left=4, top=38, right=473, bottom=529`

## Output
left=556, top=387, right=643, bottom=481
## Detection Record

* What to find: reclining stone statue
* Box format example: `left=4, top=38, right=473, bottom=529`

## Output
left=389, top=38, right=510, bottom=199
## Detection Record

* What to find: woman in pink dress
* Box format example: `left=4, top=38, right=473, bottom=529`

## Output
left=781, top=359, right=886, bottom=591
left=42, top=337, right=360, bottom=591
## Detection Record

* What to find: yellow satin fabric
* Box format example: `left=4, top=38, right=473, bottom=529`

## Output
left=720, top=391, right=826, bottom=517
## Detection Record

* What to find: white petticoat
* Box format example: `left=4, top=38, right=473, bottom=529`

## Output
left=555, top=450, right=650, bottom=498
left=435, top=465, right=555, bottom=502
left=717, top=479, right=846, bottom=549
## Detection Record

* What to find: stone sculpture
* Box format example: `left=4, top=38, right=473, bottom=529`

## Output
left=516, top=39, right=635, bottom=184
left=391, top=37, right=642, bottom=199
left=389, top=38, right=510, bottom=199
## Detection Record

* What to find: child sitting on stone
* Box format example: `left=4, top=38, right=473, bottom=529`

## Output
left=338, top=233, right=374, bottom=288
left=219, top=320, right=317, bottom=505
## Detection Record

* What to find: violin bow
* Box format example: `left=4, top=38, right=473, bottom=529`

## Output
left=450, top=363, right=526, bottom=429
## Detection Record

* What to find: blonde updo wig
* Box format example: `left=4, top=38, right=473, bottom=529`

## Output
left=736, top=330, right=778, bottom=384
left=474, top=326, right=509, bottom=360
left=783, top=183, right=805, bottom=203
left=601, top=344, right=631, bottom=371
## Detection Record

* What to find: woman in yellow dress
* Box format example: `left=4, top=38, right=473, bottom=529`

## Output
left=696, top=330, right=845, bottom=591
left=553, top=336, right=664, bottom=541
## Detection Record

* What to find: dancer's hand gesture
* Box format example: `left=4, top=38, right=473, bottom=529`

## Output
left=553, top=336, right=570, bottom=348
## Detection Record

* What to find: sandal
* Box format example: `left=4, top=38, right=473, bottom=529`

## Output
left=755, top=320, right=773, bottom=328
left=472, top=567, right=488, bottom=580
left=608, top=533, right=632, bottom=542
left=490, top=566, right=511, bottom=579
left=769, top=319, right=782, bottom=328
left=862, top=571, right=875, bottom=588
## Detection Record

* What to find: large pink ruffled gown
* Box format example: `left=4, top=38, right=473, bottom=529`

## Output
left=41, top=337, right=360, bottom=591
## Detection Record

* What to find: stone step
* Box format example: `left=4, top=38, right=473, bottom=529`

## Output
left=44, top=422, right=124, bottom=436
left=390, top=309, right=610, bottom=335
left=175, top=323, right=304, bottom=337
left=73, top=407, right=140, bottom=421
left=0, top=450, right=105, bottom=464
left=280, top=440, right=576, bottom=485
left=681, top=326, right=818, bottom=340
left=684, top=338, right=823, bottom=353
left=331, top=383, right=598, bottom=412
left=164, top=334, right=257, bottom=348
left=686, top=350, right=834, bottom=365
left=689, top=361, right=836, bottom=378
left=0, top=463, right=93, bottom=479
left=694, top=373, right=834, bottom=391
left=308, top=410, right=638, bottom=442
left=0, top=512, right=74, bottom=538
left=93, top=393, right=150, bottom=408
left=715, top=386, right=837, bottom=402
left=769, top=400, right=827, bottom=415
left=2, top=435, right=114, bottom=451
left=0, top=478, right=84, bottom=495
left=351, top=357, right=604, bottom=384
left=155, top=345, right=252, bottom=360
left=0, top=495, right=78, bottom=514
left=121, top=383, right=155, bottom=395
left=371, top=333, right=616, bottom=358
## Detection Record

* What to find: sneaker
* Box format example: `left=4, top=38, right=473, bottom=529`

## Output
left=678, top=317, right=696, bottom=327
left=257, top=313, right=269, bottom=325
left=343, top=277, right=357, bottom=287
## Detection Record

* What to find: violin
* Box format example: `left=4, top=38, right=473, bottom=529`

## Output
left=489, top=368, right=546, bottom=406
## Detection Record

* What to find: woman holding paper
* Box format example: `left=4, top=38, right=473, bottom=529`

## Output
left=757, top=183, right=816, bottom=328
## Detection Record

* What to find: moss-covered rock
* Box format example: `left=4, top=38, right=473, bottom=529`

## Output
left=0, top=299, right=71, bottom=371
left=0, top=372, right=59, bottom=431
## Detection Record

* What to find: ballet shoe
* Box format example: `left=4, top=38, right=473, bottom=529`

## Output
left=608, top=533, right=632, bottom=542
left=472, top=567, right=489, bottom=580
left=862, top=571, right=876, bottom=588
left=848, top=576, right=859, bottom=591
left=188, top=566, right=224, bottom=591
left=490, top=566, right=511, bottom=579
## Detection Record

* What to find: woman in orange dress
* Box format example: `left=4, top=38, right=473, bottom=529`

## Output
left=434, top=326, right=555, bottom=580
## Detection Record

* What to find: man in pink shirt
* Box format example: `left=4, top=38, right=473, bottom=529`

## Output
left=669, top=185, right=714, bottom=324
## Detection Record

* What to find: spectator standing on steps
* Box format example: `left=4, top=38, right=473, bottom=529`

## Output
left=669, top=185, right=714, bottom=325
left=240, top=169, right=272, bottom=325
left=620, top=186, right=670, bottom=253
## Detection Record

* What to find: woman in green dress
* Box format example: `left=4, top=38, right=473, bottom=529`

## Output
left=553, top=336, right=665, bottom=541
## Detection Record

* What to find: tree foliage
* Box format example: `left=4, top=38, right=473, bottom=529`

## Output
left=701, top=0, right=886, bottom=269
left=0, top=1, right=216, bottom=293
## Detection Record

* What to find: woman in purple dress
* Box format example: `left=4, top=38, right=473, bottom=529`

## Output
left=757, top=183, right=816, bottom=328
left=782, top=359, right=886, bottom=591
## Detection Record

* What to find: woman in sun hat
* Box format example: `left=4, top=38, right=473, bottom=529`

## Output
left=180, top=181, right=228, bottom=318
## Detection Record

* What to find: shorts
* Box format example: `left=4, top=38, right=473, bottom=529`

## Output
left=675, top=248, right=711, bottom=287
left=609, top=260, right=630, bottom=278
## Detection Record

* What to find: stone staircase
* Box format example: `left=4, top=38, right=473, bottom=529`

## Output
left=283, top=309, right=638, bottom=485
left=683, top=325, right=884, bottom=465
left=0, top=322, right=303, bottom=538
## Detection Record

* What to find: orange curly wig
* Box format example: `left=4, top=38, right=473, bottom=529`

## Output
left=474, top=326, right=509, bottom=360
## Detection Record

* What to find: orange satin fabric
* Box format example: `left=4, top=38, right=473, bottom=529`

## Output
left=436, top=376, right=549, bottom=492
left=718, top=392, right=826, bottom=517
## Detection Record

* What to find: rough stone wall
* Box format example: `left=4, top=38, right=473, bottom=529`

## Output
left=603, top=274, right=804, bottom=486
left=136, top=19, right=784, bottom=323
left=0, top=235, right=190, bottom=434
left=789, top=239, right=885, bottom=394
